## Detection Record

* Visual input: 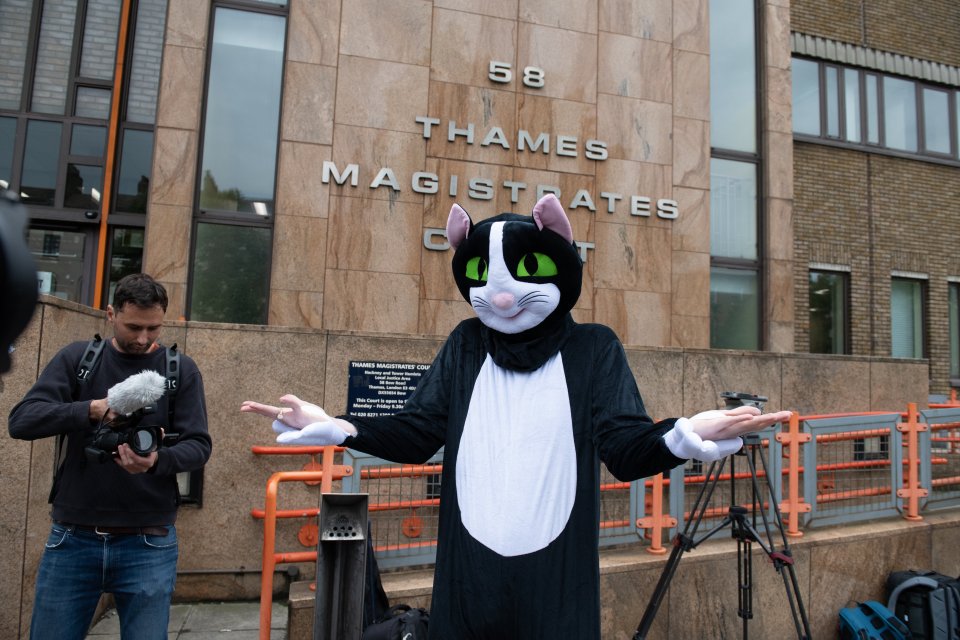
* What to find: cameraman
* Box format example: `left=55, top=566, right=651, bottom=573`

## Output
left=8, top=273, right=212, bottom=640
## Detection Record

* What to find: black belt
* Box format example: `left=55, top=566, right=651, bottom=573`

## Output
left=56, top=521, right=169, bottom=537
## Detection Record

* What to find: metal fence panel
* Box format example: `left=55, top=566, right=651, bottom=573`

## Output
left=801, top=413, right=902, bottom=527
left=919, top=408, right=960, bottom=510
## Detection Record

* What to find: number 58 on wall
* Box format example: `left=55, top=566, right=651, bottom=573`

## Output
left=488, top=61, right=545, bottom=88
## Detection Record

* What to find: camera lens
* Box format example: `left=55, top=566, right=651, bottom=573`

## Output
left=131, top=427, right=157, bottom=456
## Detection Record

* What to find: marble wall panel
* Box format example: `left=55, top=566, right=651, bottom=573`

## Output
left=177, top=324, right=328, bottom=569
left=287, top=0, right=340, bottom=66
left=671, top=186, right=709, bottom=253
left=625, top=348, right=685, bottom=419
left=268, top=290, right=324, bottom=328
left=425, top=83, right=518, bottom=166
left=768, top=319, right=795, bottom=354
left=165, top=0, right=209, bottom=49
left=144, top=203, right=191, bottom=285
left=149, top=127, right=197, bottom=208
left=671, top=250, right=709, bottom=317
left=434, top=0, right=517, bottom=20
left=598, top=33, right=672, bottom=103
left=765, top=66, right=794, bottom=135
left=517, top=23, right=597, bottom=103
left=515, top=93, right=599, bottom=175
left=276, top=142, right=332, bottom=219
left=156, top=45, right=204, bottom=130
left=671, top=313, right=709, bottom=348
left=594, top=159, right=673, bottom=225
left=672, top=116, right=710, bottom=189
left=672, top=50, right=709, bottom=121
left=594, top=288, right=672, bottom=347
left=421, top=158, right=517, bottom=227
left=326, top=196, right=422, bottom=275
left=510, top=168, right=596, bottom=216
left=323, top=270, right=420, bottom=334
left=418, top=299, right=474, bottom=338
left=599, top=0, right=672, bottom=43
left=765, top=130, right=794, bottom=200
left=334, top=56, right=430, bottom=133
left=281, top=62, right=336, bottom=145
left=593, top=222, right=672, bottom=292
left=870, top=360, right=930, bottom=411
left=270, top=215, right=327, bottom=292
left=598, top=94, right=673, bottom=165
left=570, top=306, right=594, bottom=325
left=681, top=349, right=785, bottom=414
left=329, top=126, right=427, bottom=205
left=766, top=197, right=793, bottom=261
left=780, top=355, right=872, bottom=414
left=764, top=2, right=793, bottom=71
left=768, top=258, right=795, bottom=325
left=339, top=0, right=432, bottom=66
left=520, top=0, right=597, bottom=33
left=431, top=9, right=517, bottom=88
left=421, top=243, right=464, bottom=303
left=673, top=0, right=709, bottom=54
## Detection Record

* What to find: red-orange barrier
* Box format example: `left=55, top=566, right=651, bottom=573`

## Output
left=897, top=403, right=928, bottom=520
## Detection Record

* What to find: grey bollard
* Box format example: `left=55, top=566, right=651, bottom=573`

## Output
left=313, top=493, right=369, bottom=640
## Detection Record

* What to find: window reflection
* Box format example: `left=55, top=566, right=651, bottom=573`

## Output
left=710, top=267, right=759, bottom=350
left=0, top=0, right=29, bottom=110
left=950, top=284, right=959, bottom=379
left=922, top=88, right=950, bottom=155
left=127, top=0, right=168, bottom=124
left=199, top=8, right=284, bottom=215
left=809, top=271, right=848, bottom=354
left=64, top=163, right=103, bottom=209
left=844, top=69, right=861, bottom=142
left=883, top=77, right=917, bottom=152
left=825, top=66, right=839, bottom=137
left=116, top=130, right=153, bottom=213
left=31, top=0, right=78, bottom=116
left=108, top=227, right=145, bottom=301
left=709, top=0, right=756, bottom=152
left=891, top=278, right=924, bottom=358
left=75, top=86, right=112, bottom=119
left=710, top=159, right=757, bottom=260
left=30, top=228, right=86, bottom=301
left=189, top=222, right=271, bottom=323
left=22, top=120, right=62, bottom=206
left=70, top=124, right=106, bottom=157
left=0, top=117, right=15, bottom=189
left=792, top=58, right=820, bottom=136
left=865, top=74, right=879, bottom=144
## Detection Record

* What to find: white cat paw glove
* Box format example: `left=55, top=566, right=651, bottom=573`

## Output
left=273, top=420, right=348, bottom=446
left=663, top=417, right=743, bottom=462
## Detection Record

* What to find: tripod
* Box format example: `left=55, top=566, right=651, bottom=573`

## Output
left=634, top=428, right=812, bottom=640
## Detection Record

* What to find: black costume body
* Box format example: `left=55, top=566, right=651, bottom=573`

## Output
left=344, top=315, right=685, bottom=639
left=8, top=340, right=211, bottom=526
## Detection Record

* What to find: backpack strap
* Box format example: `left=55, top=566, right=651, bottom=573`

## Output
left=164, top=343, right=180, bottom=428
left=887, top=575, right=940, bottom=612
left=76, top=334, right=105, bottom=382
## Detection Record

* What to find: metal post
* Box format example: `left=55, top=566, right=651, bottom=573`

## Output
left=313, top=493, right=369, bottom=640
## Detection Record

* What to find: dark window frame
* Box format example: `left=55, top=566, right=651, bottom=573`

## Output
left=792, top=56, right=960, bottom=167
left=808, top=268, right=851, bottom=356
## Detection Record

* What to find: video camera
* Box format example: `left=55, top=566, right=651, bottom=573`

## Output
left=85, top=407, right=165, bottom=463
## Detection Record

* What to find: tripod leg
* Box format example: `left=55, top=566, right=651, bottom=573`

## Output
left=634, top=538, right=686, bottom=640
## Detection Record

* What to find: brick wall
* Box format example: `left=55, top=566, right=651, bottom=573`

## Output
left=791, top=0, right=960, bottom=66
left=794, top=143, right=960, bottom=393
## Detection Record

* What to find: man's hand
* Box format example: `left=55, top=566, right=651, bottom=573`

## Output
left=89, top=397, right=111, bottom=423
left=115, top=444, right=157, bottom=474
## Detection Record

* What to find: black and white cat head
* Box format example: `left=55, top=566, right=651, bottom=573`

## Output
left=447, top=194, right=583, bottom=335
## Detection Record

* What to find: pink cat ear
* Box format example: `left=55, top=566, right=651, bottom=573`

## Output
left=446, top=203, right=472, bottom=249
left=532, top=194, right=573, bottom=243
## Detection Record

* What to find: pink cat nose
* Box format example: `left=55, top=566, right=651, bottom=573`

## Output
left=492, top=292, right=515, bottom=310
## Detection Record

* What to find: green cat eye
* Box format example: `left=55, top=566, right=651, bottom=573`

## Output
left=516, top=252, right=558, bottom=278
left=465, top=256, right=488, bottom=281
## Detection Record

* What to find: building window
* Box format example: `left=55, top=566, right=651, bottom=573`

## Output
left=1, top=0, right=167, bottom=306
left=809, top=269, right=849, bottom=355
left=793, top=57, right=960, bottom=163
left=891, top=277, right=926, bottom=359
left=188, top=3, right=286, bottom=323
left=950, top=282, right=960, bottom=380
left=710, top=158, right=760, bottom=350
left=709, top=0, right=761, bottom=351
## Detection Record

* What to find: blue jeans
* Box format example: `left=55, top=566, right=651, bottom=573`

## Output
left=29, top=523, right=178, bottom=640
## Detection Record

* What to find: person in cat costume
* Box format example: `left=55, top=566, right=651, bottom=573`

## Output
left=241, top=194, right=791, bottom=639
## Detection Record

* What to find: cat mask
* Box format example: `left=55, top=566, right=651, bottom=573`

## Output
left=446, top=194, right=583, bottom=335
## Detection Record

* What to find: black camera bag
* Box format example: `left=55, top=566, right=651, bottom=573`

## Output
left=886, top=569, right=960, bottom=640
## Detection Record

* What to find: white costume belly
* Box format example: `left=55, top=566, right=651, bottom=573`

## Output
left=456, top=352, right=576, bottom=556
